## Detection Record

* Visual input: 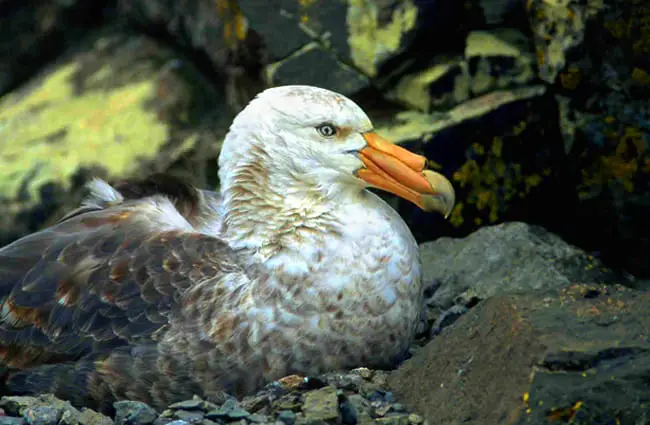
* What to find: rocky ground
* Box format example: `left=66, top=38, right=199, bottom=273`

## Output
left=1, top=0, right=649, bottom=424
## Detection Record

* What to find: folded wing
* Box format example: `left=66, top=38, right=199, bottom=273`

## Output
left=0, top=194, right=235, bottom=371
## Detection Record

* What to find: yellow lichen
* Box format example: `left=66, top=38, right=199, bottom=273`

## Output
left=579, top=125, right=647, bottom=195
left=632, top=67, right=650, bottom=84
left=392, top=61, right=461, bottom=112
left=375, top=86, right=546, bottom=144
left=216, top=0, right=248, bottom=50
left=465, top=30, right=522, bottom=58
left=0, top=62, right=174, bottom=201
left=346, top=0, right=418, bottom=77
left=449, top=201, right=464, bottom=227
left=560, top=65, right=582, bottom=89
left=451, top=129, right=544, bottom=227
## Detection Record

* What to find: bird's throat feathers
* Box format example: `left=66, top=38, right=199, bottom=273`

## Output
left=219, top=142, right=353, bottom=259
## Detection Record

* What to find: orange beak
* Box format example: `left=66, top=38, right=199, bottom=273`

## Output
left=357, top=132, right=455, bottom=217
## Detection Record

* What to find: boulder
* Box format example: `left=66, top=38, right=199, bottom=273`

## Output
left=419, top=222, right=624, bottom=312
left=387, top=29, right=537, bottom=112
left=116, top=0, right=266, bottom=111
left=0, top=0, right=111, bottom=96
left=539, top=0, right=650, bottom=277
left=0, top=25, right=230, bottom=247
left=389, top=283, right=650, bottom=425
left=238, top=0, right=441, bottom=95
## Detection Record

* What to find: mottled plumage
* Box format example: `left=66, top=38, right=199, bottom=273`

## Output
left=0, top=86, right=455, bottom=414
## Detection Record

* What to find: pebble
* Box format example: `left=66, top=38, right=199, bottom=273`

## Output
left=0, top=368, right=429, bottom=425
left=375, top=415, right=410, bottom=425
left=246, top=414, right=267, bottom=423
left=408, top=414, right=424, bottom=424
left=114, top=401, right=157, bottom=425
left=0, top=418, right=25, bottom=425
left=205, top=400, right=249, bottom=421
left=352, top=368, right=373, bottom=380
left=167, top=401, right=203, bottom=411
left=171, top=410, right=203, bottom=423
left=275, top=410, right=295, bottom=425
left=78, top=408, right=114, bottom=425
left=301, top=387, right=338, bottom=423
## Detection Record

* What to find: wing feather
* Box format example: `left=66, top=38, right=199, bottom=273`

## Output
left=0, top=194, right=234, bottom=369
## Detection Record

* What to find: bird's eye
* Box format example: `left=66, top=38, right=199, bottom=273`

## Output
left=316, top=123, right=337, bottom=138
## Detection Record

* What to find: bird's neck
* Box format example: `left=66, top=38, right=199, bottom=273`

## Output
left=219, top=149, right=363, bottom=260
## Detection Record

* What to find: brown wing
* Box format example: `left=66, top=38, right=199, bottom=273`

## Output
left=0, top=195, right=233, bottom=371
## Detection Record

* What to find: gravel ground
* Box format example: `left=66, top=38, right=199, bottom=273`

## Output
left=0, top=368, right=427, bottom=425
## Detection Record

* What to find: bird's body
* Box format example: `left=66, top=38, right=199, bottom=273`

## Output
left=0, top=86, right=454, bottom=413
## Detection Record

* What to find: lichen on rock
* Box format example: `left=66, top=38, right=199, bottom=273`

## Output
left=0, top=27, right=229, bottom=245
left=346, top=0, right=419, bottom=77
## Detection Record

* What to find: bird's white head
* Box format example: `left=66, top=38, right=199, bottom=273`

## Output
left=218, top=85, right=455, bottom=218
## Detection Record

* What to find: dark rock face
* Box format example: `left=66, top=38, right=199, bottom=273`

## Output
left=238, top=0, right=438, bottom=94
left=546, top=0, right=650, bottom=276
left=115, top=0, right=266, bottom=110
left=389, top=283, right=650, bottom=425
left=0, top=0, right=113, bottom=97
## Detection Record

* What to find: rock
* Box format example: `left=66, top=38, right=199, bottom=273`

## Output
left=420, top=222, right=624, bottom=312
left=0, top=396, right=79, bottom=422
left=205, top=400, right=249, bottom=421
left=23, top=407, right=60, bottom=425
left=275, top=411, right=295, bottom=425
left=376, top=86, right=575, bottom=248
left=542, top=0, right=650, bottom=278
left=373, top=415, right=409, bottom=425
left=464, top=30, right=536, bottom=96
left=0, top=398, right=39, bottom=417
left=406, top=414, right=422, bottom=425
left=246, top=414, right=267, bottom=423
left=376, top=85, right=547, bottom=144
left=78, top=409, right=114, bottom=425
left=526, top=0, right=603, bottom=84
left=59, top=408, right=81, bottom=425
left=388, top=29, right=536, bottom=112
left=117, top=0, right=230, bottom=67
left=388, top=283, right=650, bottom=425
left=171, top=411, right=203, bottom=424
left=113, top=401, right=158, bottom=425
left=239, top=395, right=270, bottom=415
left=0, top=0, right=110, bottom=96
left=297, top=386, right=338, bottom=424
left=475, top=0, right=524, bottom=25
left=271, top=394, right=302, bottom=413
left=339, top=394, right=372, bottom=425
left=0, top=25, right=230, bottom=247
left=116, top=0, right=265, bottom=111
left=264, top=43, right=368, bottom=96
left=238, top=0, right=437, bottom=95
left=338, top=401, right=356, bottom=425
left=0, top=417, right=25, bottom=425
left=167, top=400, right=203, bottom=411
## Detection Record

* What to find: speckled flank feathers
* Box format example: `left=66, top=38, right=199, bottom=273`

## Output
left=0, top=85, right=428, bottom=414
